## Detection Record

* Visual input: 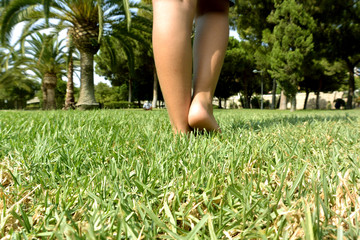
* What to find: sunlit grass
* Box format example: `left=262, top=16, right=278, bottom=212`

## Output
left=0, top=109, right=360, bottom=239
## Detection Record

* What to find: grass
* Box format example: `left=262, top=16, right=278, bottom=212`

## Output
left=0, top=109, right=359, bottom=239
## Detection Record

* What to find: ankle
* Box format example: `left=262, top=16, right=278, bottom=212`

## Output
left=192, top=92, right=213, bottom=109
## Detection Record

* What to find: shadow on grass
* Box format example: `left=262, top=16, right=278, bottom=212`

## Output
left=230, top=114, right=358, bottom=131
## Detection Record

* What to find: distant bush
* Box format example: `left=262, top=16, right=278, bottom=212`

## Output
left=334, top=98, right=345, bottom=109
left=229, top=101, right=239, bottom=109
left=25, top=103, right=40, bottom=110
left=356, top=97, right=360, bottom=104
left=104, top=101, right=138, bottom=109
left=251, top=96, right=260, bottom=109
left=326, top=101, right=332, bottom=110
left=264, top=100, right=270, bottom=109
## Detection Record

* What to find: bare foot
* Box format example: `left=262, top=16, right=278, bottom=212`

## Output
left=188, top=94, right=221, bottom=132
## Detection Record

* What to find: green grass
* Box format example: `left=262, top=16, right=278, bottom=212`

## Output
left=0, top=109, right=359, bottom=239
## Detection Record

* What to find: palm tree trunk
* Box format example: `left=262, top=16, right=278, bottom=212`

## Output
left=64, top=42, right=75, bottom=110
left=46, top=88, right=56, bottom=110
left=42, top=82, right=47, bottom=110
left=43, top=73, right=57, bottom=110
left=77, top=51, right=98, bottom=110
left=152, top=68, right=158, bottom=108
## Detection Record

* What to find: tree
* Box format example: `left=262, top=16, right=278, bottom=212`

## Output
left=218, top=37, right=260, bottom=108
left=64, top=31, right=79, bottom=109
left=0, top=47, right=39, bottom=109
left=95, top=37, right=154, bottom=104
left=232, top=0, right=276, bottom=108
left=25, top=33, right=66, bottom=109
left=0, top=0, right=132, bottom=109
left=217, top=38, right=243, bottom=108
left=308, top=0, right=360, bottom=109
left=300, top=58, right=347, bottom=109
left=138, top=0, right=159, bottom=108
left=95, top=11, right=153, bottom=104
left=267, top=0, right=315, bottom=111
left=94, top=82, right=128, bottom=105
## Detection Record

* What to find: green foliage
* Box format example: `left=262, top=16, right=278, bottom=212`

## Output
left=267, top=0, right=315, bottom=99
left=95, top=82, right=128, bottom=104
left=334, top=98, right=346, bottom=109
left=250, top=95, right=261, bottom=109
left=103, top=101, right=137, bottom=109
left=1, top=110, right=360, bottom=238
left=25, top=33, right=66, bottom=78
left=55, top=79, right=67, bottom=109
left=25, top=103, right=40, bottom=110
left=301, top=58, right=347, bottom=94
left=0, top=46, right=40, bottom=109
left=218, top=37, right=259, bottom=108
left=95, top=23, right=154, bottom=102
left=0, top=77, right=39, bottom=109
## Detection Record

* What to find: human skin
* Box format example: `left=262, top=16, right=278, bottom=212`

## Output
left=152, top=0, right=229, bottom=134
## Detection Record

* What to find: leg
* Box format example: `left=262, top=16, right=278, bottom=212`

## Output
left=188, top=0, right=229, bottom=132
left=152, top=0, right=196, bottom=134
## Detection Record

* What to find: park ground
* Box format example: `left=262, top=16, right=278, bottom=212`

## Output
left=0, top=109, right=360, bottom=239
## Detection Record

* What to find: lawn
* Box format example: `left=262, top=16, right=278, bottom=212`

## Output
left=0, top=109, right=359, bottom=239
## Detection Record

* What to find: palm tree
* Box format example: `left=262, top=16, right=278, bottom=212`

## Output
left=94, top=1, right=153, bottom=103
left=0, top=0, right=132, bottom=109
left=63, top=30, right=80, bottom=109
left=96, top=17, right=152, bottom=103
left=25, top=33, right=66, bottom=109
left=0, top=46, right=39, bottom=109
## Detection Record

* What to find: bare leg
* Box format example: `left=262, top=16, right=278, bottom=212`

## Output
left=152, top=0, right=196, bottom=134
left=188, top=0, right=229, bottom=132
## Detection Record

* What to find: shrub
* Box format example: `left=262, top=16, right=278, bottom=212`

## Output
left=334, top=98, right=345, bottom=109
left=103, top=101, right=138, bottom=109
left=356, top=97, right=360, bottom=104
left=25, top=103, right=40, bottom=110
left=264, top=100, right=270, bottom=109
left=251, top=96, right=260, bottom=109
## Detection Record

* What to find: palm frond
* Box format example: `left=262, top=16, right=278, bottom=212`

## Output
left=0, top=0, right=42, bottom=44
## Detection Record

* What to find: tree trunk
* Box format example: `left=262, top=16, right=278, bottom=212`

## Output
left=218, top=98, right=222, bottom=108
left=46, top=88, right=56, bottom=110
left=43, top=73, right=57, bottom=110
left=242, top=92, right=251, bottom=108
left=279, top=90, right=287, bottom=110
left=303, top=89, right=309, bottom=110
left=271, top=79, right=277, bottom=109
left=128, top=78, right=132, bottom=103
left=316, top=91, right=320, bottom=109
left=152, top=68, right=158, bottom=108
left=316, top=77, right=323, bottom=110
left=64, top=48, right=75, bottom=110
left=290, top=95, right=296, bottom=112
left=76, top=51, right=98, bottom=110
left=346, top=66, right=355, bottom=109
left=42, top=82, right=47, bottom=110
